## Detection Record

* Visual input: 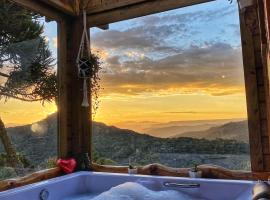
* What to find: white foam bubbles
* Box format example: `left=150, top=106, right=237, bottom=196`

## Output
left=92, top=182, right=206, bottom=200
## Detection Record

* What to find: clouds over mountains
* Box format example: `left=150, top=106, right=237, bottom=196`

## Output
left=91, top=1, right=244, bottom=97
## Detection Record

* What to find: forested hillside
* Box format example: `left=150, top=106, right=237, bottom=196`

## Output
left=0, top=114, right=249, bottom=169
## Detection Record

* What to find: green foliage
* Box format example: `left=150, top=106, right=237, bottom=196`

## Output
left=190, top=162, right=198, bottom=172
left=0, top=0, right=56, bottom=102
left=92, top=122, right=249, bottom=167
left=17, top=153, right=32, bottom=168
left=95, top=157, right=116, bottom=165
left=0, top=167, right=17, bottom=180
left=90, top=54, right=102, bottom=117
left=44, top=157, right=57, bottom=168
left=1, top=117, right=251, bottom=173
left=0, top=153, right=31, bottom=168
left=92, top=149, right=117, bottom=165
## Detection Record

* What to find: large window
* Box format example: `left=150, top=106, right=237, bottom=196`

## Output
left=91, top=0, right=250, bottom=170
left=0, top=1, right=58, bottom=180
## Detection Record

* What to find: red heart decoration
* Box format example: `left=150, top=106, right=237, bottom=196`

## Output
left=57, top=158, right=77, bottom=174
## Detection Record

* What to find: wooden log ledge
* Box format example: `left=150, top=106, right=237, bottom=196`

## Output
left=1, top=164, right=270, bottom=192
left=91, top=163, right=270, bottom=181
left=0, top=167, right=62, bottom=192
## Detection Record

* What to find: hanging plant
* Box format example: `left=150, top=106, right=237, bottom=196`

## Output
left=77, top=52, right=102, bottom=116
left=76, top=10, right=102, bottom=118
left=89, top=53, right=102, bottom=118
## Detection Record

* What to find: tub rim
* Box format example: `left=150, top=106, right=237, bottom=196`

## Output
left=0, top=171, right=256, bottom=197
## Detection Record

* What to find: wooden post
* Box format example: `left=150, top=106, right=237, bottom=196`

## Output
left=258, top=0, right=270, bottom=170
left=58, top=16, right=92, bottom=164
left=239, top=1, right=270, bottom=171
left=265, top=0, right=270, bottom=43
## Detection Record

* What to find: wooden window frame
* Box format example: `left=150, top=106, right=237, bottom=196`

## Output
left=85, top=0, right=270, bottom=173
left=1, top=0, right=269, bottom=191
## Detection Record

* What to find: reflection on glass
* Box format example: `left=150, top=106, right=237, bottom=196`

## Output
left=91, top=0, right=251, bottom=170
left=0, top=1, right=58, bottom=180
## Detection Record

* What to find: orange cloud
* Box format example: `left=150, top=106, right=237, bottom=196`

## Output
left=0, top=99, right=57, bottom=125
left=92, top=46, right=109, bottom=60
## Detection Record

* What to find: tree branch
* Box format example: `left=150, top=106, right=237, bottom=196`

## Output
left=0, top=72, right=9, bottom=78
left=0, top=92, right=42, bottom=102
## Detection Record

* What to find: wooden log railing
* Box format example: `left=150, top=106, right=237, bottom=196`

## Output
left=91, top=163, right=270, bottom=181
left=1, top=163, right=270, bottom=192
left=0, top=167, right=62, bottom=192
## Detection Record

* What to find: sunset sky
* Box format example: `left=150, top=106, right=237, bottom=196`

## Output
left=0, top=0, right=247, bottom=130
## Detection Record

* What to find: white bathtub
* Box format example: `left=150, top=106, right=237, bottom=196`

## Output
left=0, top=171, right=256, bottom=200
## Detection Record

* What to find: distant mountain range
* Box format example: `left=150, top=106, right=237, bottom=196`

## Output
left=0, top=114, right=249, bottom=166
left=142, top=119, right=247, bottom=138
left=144, top=123, right=218, bottom=138
left=172, top=120, right=249, bottom=143
left=93, top=121, right=249, bottom=165
left=114, top=119, right=245, bottom=137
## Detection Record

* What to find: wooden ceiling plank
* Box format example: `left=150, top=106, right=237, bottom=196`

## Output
left=97, top=24, right=110, bottom=30
left=86, top=0, right=148, bottom=14
left=38, top=0, right=77, bottom=16
left=11, top=0, right=66, bottom=21
left=87, top=0, right=213, bottom=27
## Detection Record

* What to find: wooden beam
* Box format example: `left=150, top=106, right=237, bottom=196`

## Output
left=239, top=3, right=269, bottom=171
left=265, top=0, right=270, bottom=43
left=58, top=20, right=69, bottom=158
left=11, top=0, right=66, bottom=21
left=39, top=0, right=78, bottom=16
left=58, top=17, right=92, bottom=162
left=97, top=24, right=109, bottom=30
left=264, top=0, right=270, bottom=92
left=87, top=0, right=213, bottom=27
left=86, top=0, right=148, bottom=14
left=258, top=0, right=270, bottom=162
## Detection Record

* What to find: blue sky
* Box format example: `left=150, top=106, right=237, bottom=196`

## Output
left=87, top=0, right=244, bottom=97
left=40, top=19, right=57, bottom=59
left=0, top=0, right=247, bottom=127
left=91, top=0, right=241, bottom=59
left=42, top=0, right=241, bottom=61
left=36, top=0, right=247, bottom=128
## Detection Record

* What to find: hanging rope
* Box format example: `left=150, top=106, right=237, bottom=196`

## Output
left=80, top=0, right=91, bottom=11
left=76, top=10, right=91, bottom=107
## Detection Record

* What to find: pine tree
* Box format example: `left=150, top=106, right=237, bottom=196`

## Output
left=0, top=0, right=57, bottom=174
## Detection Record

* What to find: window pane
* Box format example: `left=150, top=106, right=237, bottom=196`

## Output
left=0, top=1, right=58, bottom=180
left=91, top=0, right=250, bottom=170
